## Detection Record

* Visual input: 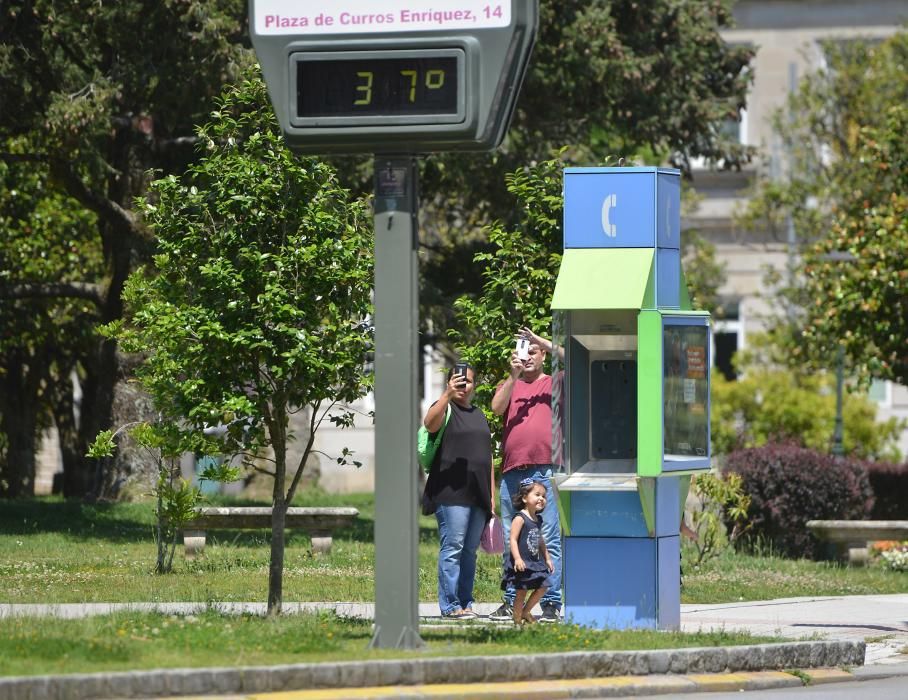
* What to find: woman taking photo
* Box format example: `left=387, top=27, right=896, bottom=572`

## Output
left=421, top=362, right=494, bottom=619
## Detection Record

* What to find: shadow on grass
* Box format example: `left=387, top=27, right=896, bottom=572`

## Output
left=0, top=498, right=153, bottom=543
left=0, top=494, right=440, bottom=547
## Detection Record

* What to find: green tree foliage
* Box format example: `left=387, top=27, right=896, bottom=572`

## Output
left=737, top=31, right=908, bottom=386
left=87, top=423, right=239, bottom=574
left=684, top=471, right=752, bottom=569
left=0, top=0, right=250, bottom=497
left=0, top=146, right=102, bottom=496
left=341, top=0, right=753, bottom=336
left=801, top=106, right=908, bottom=385
left=0, top=0, right=752, bottom=494
left=451, top=156, right=723, bottom=447
left=116, top=73, right=373, bottom=614
left=418, top=0, right=753, bottom=220
left=711, top=345, right=903, bottom=462
left=450, top=157, right=565, bottom=428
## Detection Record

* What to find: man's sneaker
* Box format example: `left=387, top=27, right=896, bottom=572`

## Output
left=539, top=602, right=561, bottom=623
left=488, top=602, right=514, bottom=621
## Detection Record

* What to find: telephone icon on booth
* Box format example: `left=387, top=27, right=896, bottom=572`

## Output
left=601, top=193, right=617, bottom=238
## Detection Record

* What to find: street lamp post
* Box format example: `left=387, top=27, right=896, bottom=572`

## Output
left=832, top=344, right=845, bottom=457
left=820, top=250, right=856, bottom=458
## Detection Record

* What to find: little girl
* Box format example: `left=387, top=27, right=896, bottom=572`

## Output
left=501, top=477, right=554, bottom=625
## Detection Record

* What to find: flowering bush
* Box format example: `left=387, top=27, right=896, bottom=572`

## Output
left=880, top=546, right=908, bottom=572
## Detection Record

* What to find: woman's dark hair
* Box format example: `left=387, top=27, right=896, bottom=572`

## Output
left=511, top=479, right=545, bottom=509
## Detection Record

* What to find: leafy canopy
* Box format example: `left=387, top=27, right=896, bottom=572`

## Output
left=119, top=71, right=374, bottom=462
left=737, top=32, right=908, bottom=386
left=0, top=0, right=250, bottom=496
left=711, top=339, right=903, bottom=462
left=417, top=0, right=754, bottom=221
left=801, top=105, right=908, bottom=385
left=333, top=1, right=752, bottom=339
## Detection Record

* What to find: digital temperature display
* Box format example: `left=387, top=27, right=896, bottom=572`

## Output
left=296, top=54, right=460, bottom=120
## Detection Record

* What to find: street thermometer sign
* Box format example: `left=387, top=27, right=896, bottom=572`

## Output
left=250, top=1, right=538, bottom=153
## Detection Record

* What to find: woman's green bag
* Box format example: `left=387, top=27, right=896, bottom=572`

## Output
left=417, top=404, right=451, bottom=472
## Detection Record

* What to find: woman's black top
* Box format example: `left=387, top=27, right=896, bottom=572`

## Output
left=421, top=401, right=493, bottom=516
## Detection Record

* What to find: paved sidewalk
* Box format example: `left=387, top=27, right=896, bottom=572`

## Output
left=678, top=594, right=908, bottom=665
left=4, top=594, right=906, bottom=664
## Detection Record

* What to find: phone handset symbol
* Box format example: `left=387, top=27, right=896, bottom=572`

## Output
left=601, top=193, right=617, bottom=238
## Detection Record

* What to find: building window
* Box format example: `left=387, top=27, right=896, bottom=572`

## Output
left=867, top=379, right=890, bottom=407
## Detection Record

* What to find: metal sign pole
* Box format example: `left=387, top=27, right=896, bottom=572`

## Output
left=370, top=156, right=424, bottom=649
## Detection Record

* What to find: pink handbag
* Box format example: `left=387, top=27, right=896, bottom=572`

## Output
left=480, top=515, right=505, bottom=555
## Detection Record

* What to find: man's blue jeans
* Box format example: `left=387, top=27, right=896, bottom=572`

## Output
left=435, top=504, right=487, bottom=615
left=500, top=466, right=562, bottom=610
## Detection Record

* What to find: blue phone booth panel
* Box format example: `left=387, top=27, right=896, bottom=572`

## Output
left=567, top=479, right=682, bottom=538
left=563, top=168, right=681, bottom=250
left=570, top=491, right=649, bottom=538
left=656, top=172, right=681, bottom=250
left=564, top=171, right=655, bottom=248
left=656, top=248, right=680, bottom=308
left=564, top=535, right=680, bottom=630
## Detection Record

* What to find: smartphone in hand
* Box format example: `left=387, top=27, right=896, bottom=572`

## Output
left=453, top=362, right=469, bottom=388
left=516, top=337, right=530, bottom=361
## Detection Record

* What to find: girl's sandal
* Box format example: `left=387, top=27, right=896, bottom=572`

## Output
left=522, top=613, right=536, bottom=625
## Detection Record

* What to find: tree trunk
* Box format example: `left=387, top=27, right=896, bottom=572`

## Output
left=49, top=369, right=80, bottom=495
left=267, top=397, right=289, bottom=617
left=268, top=496, right=288, bottom=615
left=63, top=335, right=119, bottom=499
left=1, top=420, right=37, bottom=498
left=58, top=142, right=133, bottom=500
left=0, top=351, right=44, bottom=498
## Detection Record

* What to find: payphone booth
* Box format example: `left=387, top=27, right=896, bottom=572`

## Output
left=550, top=167, right=711, bottom=629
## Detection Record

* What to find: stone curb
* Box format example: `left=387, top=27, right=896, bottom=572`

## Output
left=0, top=640, right=864, bottom=700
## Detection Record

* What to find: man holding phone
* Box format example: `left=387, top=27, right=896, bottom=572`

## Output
left=489, top=326, right=564, bottom=623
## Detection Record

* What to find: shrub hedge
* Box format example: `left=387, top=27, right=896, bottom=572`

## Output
left=724, top=442, right=874, bottom=559
left=865, top=461, right=908, bottom=520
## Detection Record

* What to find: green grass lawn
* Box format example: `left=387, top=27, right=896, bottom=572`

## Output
left=682, top=548, right=908, bottom=603
left=3, top=493, right=904, bottom=677
left=0, top=610, right=771, bottom=677
left=1, top=494, right=904, bottom=606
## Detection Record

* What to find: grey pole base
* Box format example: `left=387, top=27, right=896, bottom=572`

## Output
left=368, top=624, right=426, bottom=650
left=371, top=156, right=424, bottom=649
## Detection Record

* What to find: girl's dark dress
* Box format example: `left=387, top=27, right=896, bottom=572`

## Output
left=501, top=511, right=552, bottom=591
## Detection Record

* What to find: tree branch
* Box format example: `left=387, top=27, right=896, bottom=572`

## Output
left=49, top=160, right=141, bottom=237
left=0, top=151, right=147, bottom=243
